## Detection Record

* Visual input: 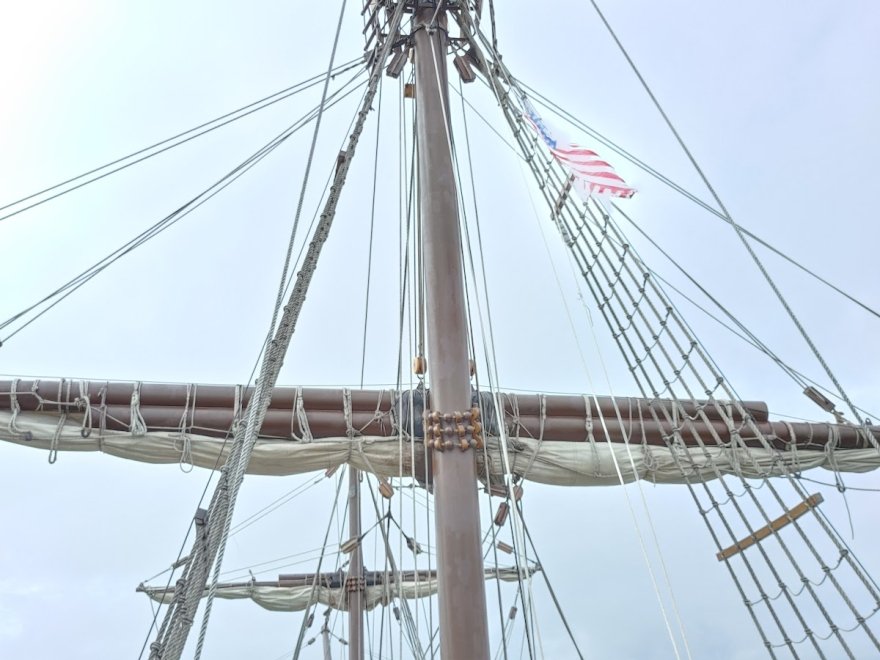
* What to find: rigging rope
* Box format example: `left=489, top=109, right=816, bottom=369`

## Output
left=390, top=62, right=421, bottom=656
left=582, top=0, right=869, bottom=427
left=268, top=75, right=379, bottom=370
left=513, top=80, right=880, bottom=324
left=461, top=10, right=612, bottom=657
left=607, top=202, right=807, bottom=389
left=360, top=82, right=384, bottom=388
left=364, top=475, right=427, bottom=659
left=135, top=84, right=369, bottom=653
left=133, top=79, right=354, bottom=655
left=430, top=24, right=541, bottom=658
left=264, top=0, right=349, bottom=341
left=0, top=58, right=363, bottom=224
left=228, top=475, right=325, bottom=537
left=457, top=78, right=512, bottom=660
left=508, top=73, right=880, bottom=330
left=608, top=199, right=878, bottom=421
left=600, top=236, right=880, bottom=423
left=515, top=147, right=687, bottom=659
left=487, top=0, right=499, bottom=53
left=289, top=470, right=347, bottom=659
left=403, top=62, right=431, bottom=660
left=461, top=10, right=880, bottom=655
left=147, top=2, right=409, bottom=657
left=0, top=70, right=368, bottom=345
left=452, top=84, right=523, bottom=157
left=596, top=170, right=871, bottom=655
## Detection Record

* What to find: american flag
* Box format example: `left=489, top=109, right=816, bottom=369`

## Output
left=523, top=102, right=635, bottom=199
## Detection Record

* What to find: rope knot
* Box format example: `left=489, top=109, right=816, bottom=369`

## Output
left=129, top=382, right=148, bottom=437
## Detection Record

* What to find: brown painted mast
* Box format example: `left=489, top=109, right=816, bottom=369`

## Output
left=347, top=467, right=364, bottom=660
left=413, top=4, right=491, bottom=658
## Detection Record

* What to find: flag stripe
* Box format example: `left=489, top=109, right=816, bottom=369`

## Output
left=554, top=146, right=600, bottom=157
left=522, top=106, right=635, bottom=200
left=553, top=157, right=620, bottom=174
left=560, top=167, right=621, bottom=180
left=555, top=155, right=613, bottom=168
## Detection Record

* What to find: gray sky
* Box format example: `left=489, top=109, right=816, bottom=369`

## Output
left=1, top=1, right=879, bottom=658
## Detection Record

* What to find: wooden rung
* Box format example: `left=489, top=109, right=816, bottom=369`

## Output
left=716, top=493, right=824, bottom=561
left=553, top=175, right=575, bottom=216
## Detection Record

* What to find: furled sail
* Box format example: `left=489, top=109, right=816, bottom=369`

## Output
left=137, top=567, right=533, bottom=613
left=2, top=378, right=878, bottom=485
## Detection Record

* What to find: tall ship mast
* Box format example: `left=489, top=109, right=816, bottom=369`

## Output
left=1, top=2, right=878, bottom=659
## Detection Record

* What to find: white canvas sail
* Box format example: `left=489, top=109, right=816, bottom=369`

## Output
left=139, top=567, right=532, bottom=612
left=4, top=409, right=878, bottom=485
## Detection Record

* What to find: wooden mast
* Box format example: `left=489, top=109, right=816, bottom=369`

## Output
left=321, top=610, right=333, bottom=660
left=347, top=467, right=364, bottom=660
left=413, top=4, right=491, bottom=658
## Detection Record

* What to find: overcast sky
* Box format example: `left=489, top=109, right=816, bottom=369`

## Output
left=1, top=1, right=879, bottom=659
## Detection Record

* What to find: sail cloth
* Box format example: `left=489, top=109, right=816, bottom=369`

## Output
left=3, top=410, right=879, bottom=486
left=138, top=568, right=531, bottom=612
left=521, top=99, right=636, bottom=199
left=2, top=378, right=878, bottom=484
left=139, top=582, right=415, bottom=613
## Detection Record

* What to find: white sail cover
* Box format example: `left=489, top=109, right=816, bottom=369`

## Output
left=139, top=568, right=529, bottom=612
left=3, top=411, right=879, bottom=485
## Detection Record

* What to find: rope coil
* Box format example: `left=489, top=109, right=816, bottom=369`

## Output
left=49, top=412, right=66, bottom=464
left=76, top=379, right=92, bottom=438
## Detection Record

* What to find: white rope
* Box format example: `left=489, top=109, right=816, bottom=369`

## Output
left=582, top=394, right=601, bottom=477
left=343, top=387, right=354, bottom=439
left=146, top=5, right=401, bottom=657
left=528, top=577, right=545, bottom=660
left=289, top=470, right=347, bottom=659
left=57, top=378, right=66, bottom=413
left=295, top=386, right=312, bottom=442
left=7, top=378, right=23, bottom=436
left=186, top=5, right=407, bottom=658
left=33, top=379, right=44, bottom=411
left=518, top=394, right=546, bottom=482
left=443, top=21, right=569, bottom=655
left=593, top=398, right=685, bottom=659
left=48, top=412, right=66, bottom=464
left=175, top=384, right=195, bottom=472
left=231, top=384, right=242, bottom=435
left=584, top=0, right=867, bottom=430
left=76, top=379, right=92, bottom=438
left=484, top=37, right=820, bottom=641
left=570, top=234, right=693, bottom=660
left=578, top=198, right=880, bottom=650
left=130, top=382, right=147, bottom=437
left=518, top=150, right=690, bottom=658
